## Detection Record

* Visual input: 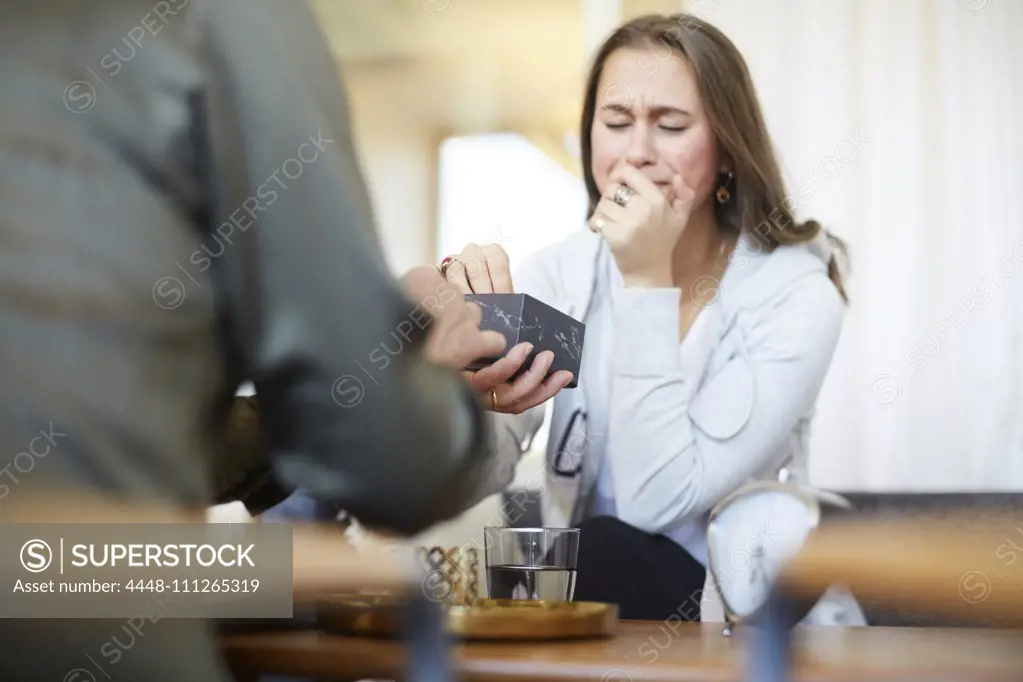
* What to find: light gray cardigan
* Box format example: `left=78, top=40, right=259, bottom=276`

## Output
left=478, top=228, right=865, bottom=625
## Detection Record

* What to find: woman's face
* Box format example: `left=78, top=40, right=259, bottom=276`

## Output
left=590, top=46, right=724, bottom=208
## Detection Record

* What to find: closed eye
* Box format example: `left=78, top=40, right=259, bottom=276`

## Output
left=604, top=123, right=687, bottom=132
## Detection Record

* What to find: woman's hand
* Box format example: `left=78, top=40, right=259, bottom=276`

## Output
left=438, top=243, right=573, bottom=413
left=440, top=242, right=514, bottom=295
left=464, top=344, right=573, bottom=414
left=588, top=165, right=695, bottom=287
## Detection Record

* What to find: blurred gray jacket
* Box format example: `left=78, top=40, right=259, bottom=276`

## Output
left=0, top=0, right=495, bottom=679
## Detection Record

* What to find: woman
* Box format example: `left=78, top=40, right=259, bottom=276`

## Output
left=441, top=13, right=861, bottom=624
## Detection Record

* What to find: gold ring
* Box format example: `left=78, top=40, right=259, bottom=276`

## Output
left=489, top=388, right=499, bottom=411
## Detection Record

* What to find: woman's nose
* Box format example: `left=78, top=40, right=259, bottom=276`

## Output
left=624, top=125, right=656, bottom=167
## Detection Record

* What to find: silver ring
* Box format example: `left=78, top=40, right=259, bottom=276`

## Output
left=612, top=185, right=635, bottom=208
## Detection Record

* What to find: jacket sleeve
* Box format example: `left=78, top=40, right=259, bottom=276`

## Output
left=197, top=0, right=491, bottom=536
left=607, top=274, right=844, bottom=534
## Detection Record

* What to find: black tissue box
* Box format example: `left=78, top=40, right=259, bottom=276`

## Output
left=464, top=294, right=585, bottom=388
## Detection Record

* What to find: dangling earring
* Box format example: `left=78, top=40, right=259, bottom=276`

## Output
left=716, top=170, right=735, bottom=204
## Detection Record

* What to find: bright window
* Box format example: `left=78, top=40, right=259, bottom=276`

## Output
left=436, top=132, right=587, bottom=272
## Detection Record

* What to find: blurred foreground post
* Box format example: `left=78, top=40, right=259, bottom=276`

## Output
left=747, top=512, right=1023, bottom=681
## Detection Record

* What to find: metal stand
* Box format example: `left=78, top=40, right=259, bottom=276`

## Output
left=402, top=588, right=455, bottom=682
left=745, top=590, right=797, bottom=682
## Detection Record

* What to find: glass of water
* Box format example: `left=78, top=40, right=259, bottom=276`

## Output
left=483, top=527, right=580, bottom=602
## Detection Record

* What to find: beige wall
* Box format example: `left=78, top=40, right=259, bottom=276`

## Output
left=350, top=107, right=439, bottom=275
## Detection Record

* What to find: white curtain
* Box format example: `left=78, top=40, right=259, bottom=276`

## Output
left=685, top=0, right=1023, bottom=490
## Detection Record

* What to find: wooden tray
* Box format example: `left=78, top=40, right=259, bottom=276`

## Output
left=317, top=595, right=618, bottom=641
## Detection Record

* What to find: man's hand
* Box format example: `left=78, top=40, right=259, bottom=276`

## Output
left=401, top=266, right=506, bottom=371
left=404, top=265, right=572, bottom=413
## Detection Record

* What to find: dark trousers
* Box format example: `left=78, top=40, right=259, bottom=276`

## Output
left=573, top=516, right=707, bottom=621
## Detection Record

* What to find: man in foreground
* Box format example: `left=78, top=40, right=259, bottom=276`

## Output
left=0, top=0, right=518, bottom=679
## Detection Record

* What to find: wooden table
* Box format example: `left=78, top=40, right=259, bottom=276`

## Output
left=218, top=508, right=1023, bottom=680
left=221, top=621, right=1023, bottom=681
